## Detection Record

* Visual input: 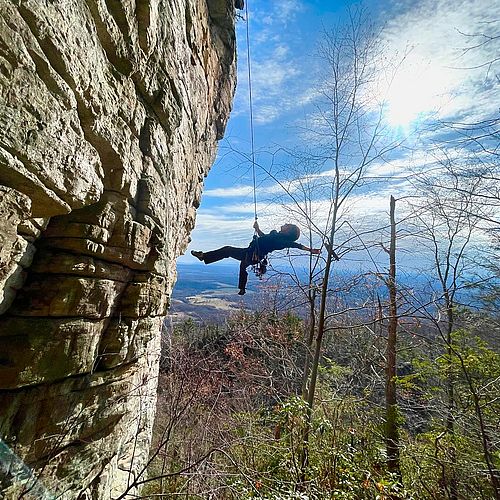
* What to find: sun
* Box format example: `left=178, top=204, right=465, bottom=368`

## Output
left=383, top=60, right=454, bottom=128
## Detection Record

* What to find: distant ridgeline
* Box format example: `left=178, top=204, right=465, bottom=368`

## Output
left=171, top=262, right=482, bottom=324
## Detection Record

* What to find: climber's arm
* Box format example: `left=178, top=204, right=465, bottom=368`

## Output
left=304, top=246, right=321, bottom=255
left=297, top=243, right=340, bottom=259
left=294, top=243, right=321, bottom=255
left=253, top=220, right=265, bottom=237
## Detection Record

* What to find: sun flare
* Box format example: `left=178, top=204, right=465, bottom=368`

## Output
left=384, top=59, right=455, bottom=128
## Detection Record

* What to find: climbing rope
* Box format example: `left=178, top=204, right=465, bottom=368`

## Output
left=243, top=2, right=269, bottom=279
left=244, top=0, right=258, bottom=223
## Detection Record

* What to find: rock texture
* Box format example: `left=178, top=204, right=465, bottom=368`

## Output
left=0, top=0, right=236, bottom=497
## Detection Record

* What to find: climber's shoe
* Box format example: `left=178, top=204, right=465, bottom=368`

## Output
left=191, top=250, right=204, bottom=261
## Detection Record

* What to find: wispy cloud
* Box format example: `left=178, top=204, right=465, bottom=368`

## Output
left=382, top=0, right=499, bottom=123
left=204, top=185, right=254, bottom=198
left=233, top=0, right=315, bottom=125
left=269, top=0, right=305, bottom=25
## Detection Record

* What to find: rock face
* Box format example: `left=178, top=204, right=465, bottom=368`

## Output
left=0, top=0, right=236, bottom=497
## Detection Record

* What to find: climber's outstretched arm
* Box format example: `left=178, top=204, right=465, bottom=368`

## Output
left=298, top=244, right=321, bottom=255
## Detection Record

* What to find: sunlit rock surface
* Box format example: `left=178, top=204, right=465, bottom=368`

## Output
left=0, top=0, right=236, bottom=497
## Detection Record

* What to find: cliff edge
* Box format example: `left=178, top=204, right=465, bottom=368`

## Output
left=0, top=0, right=237, bottom=497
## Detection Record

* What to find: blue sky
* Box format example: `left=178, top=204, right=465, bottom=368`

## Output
left=181, top=0, right=499, bottom=268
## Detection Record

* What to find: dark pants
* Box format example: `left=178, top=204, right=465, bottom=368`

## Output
left=202, top=246, right=253, bottom=291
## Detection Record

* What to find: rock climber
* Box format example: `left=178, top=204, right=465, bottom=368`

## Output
left=191, top=220, right=321, bottom=295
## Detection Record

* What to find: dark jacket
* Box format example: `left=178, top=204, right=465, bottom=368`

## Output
left=249, top=230, right=303, bottom=261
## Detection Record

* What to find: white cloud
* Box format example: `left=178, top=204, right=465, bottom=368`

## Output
left=233, top=0, right=314, bottom=125
left=203, top=185, right=255, bottom=198
left=382, top=0, right=499, bottom=124
left=253, top=104, right=282, bottom=124
left=364, top=152, right=435, bottom=178
left=273, top=44, right=290, bottom=58
left=186, top=211, right=254, bottom=252
left=365, top=161, right=409, bottom=178
left=272, top=0, right=305, bottom=25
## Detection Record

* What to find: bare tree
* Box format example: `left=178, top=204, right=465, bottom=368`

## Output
left=409, top=163, right=489, bottom=499
left=276, top=7, right=404, bottom=480
left=384, top=195, right=401, bottom=476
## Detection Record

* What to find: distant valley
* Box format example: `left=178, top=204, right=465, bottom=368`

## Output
left=168, top=262, right=253, bottom=323
left=169, top=262, right=481, bottom=325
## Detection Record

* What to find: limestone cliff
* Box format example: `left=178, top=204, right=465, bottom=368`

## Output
left=0, top=0, right=237, bottom=497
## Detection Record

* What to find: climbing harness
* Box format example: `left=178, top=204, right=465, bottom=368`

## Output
left=254, top=257, right=268, bottom=279
left=249, top=235, right=268, bottom=279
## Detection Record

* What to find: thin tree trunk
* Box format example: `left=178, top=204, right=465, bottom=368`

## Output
left=445, top=297, right=454, bottom=435
left=301, top=288, right=316, bottom=399
left=385, top=195, right=400, bottom=476
left=457, top=352, right=500, bottom=499
left=300, top=197, right=339, bottom=483
left=444, top=293, right=458, bottom=500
